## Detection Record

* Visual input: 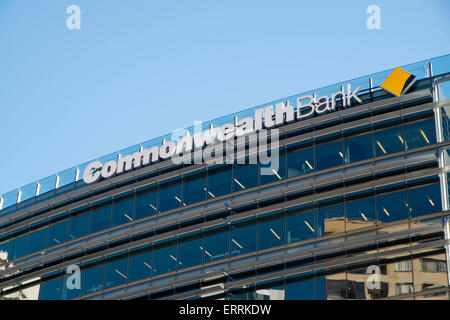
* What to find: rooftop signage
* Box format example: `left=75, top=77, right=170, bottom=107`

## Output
left=83, top=84, right=362, bottom=184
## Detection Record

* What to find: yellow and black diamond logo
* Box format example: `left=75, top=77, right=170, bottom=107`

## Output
left=380, top=67, right=417, bottom=97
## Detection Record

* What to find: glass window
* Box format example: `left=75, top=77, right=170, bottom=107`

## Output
left=315, top=140, right=343, bottom=172
left=408, top=183, right=441, bottom=218
left=344, top=133, right=373, bottom=164
left=158, top=179, right=182, bottom=212
left=203, top=226, right=229, bottom=263
left=48, top=219, right=68, bottom=247
left=285, top=276, right=314, bottom=300
left=135, top=184, right=158, bottom=219
left=39, top=275, right=61, bottom=300
left=286, top=205, right=315, bottom=243
left=128, top=245, right=152, bottom=283
left=207, top=166, right=232, bottom=199
left=152, top=239, right=178, bottom=277
left=405, top=118, right=436, bottom=150
left=111, top=191, right=135, bottom=227
left=316, top=202, right=345, bottom=238
left=28, top=227, right=48, bottom=254
left=89, top=199, right=112, bottom=234
left=260, top=152, right=286, bottom=185
left=59, top=273, right=81, bottom=300
left=81, top=259, right=106, bottom=296
left=8, top=234, right=28, bottom=260
left=233, top=163, right=258, bottom=192
left=345, top=197, right=376, bottom=231
left=68, top=207, right=90, bottom=240
left=178, top=232, right=203, bottom=269
left=376, top=190, right=408, bottom=223
left=182, top=171, right=206, bottom=206
left=258, top=210, right=285, bottom=251
left=230, top=218, right=256, bottom=257
left=374, top=125, right=405, bottom=157
left=104, top=251, right=129, bottom=289
left=287, top=146, right=314, bottom=178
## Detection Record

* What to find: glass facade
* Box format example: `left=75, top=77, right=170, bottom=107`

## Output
left=0, top=55, right=449, bottom=300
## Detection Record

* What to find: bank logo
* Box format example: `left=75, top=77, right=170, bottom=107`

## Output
left=380, top=67, right=417, bottom=97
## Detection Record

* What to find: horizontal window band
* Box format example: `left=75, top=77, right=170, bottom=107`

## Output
left=0, top=155, right=440, bottom=279
left=0, top=155, right=440, bottom=282
left=0, top=91, right=438, bottom=229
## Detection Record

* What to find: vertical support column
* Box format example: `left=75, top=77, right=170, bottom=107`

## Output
left=431, top=60, right=450, bottom=285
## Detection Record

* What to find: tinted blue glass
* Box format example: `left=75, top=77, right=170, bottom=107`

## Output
left=233, top=163, right=258, bottom=192
left=152, top=239, right=178, bottom=276
left=68, top=207, right=90, bottom=240
left=258, top=210, right=285, bottom=250
left=260, top=153, right=286, bottom=185
left=230, top=218, right=256, bottom=257
left=128, top=245, right=152, bottom=283
left=48, top=220, right=68, bottom=247
left=408, top=183, right=441, bottom=218
left=286, top=205, right=315, bottom=243
left=315, top=140, right=343, bottom=171
left=59, top=273, right=81, bottom=300
left=376, top=190, right=408, bottom=223
left=207, top=166, right=232, bottom=199
left=28, top=227, right=48, bottom=254
left=374, top=125, right=404, bottom=157
left=346, top=197, right=376, bottom=230
left=135, top=184, right=158, bottom=219
left=89, top=199, right=112, bottom=234
left=344, top=133, right=373, bottom=164
left=111, top=191, right=135, bottom=227
left=104, top=252, right=129, bottom=289
left=316, top=203, right=345, bottom=238
left=405, top=118, right=436, bottom=150
left=203, top=226, right=229, bottom=263
left=315, top=275, right=328, bottom=300
left=178, top=232, right=203, bottom=269
left=82, top=259, right=106, bottom=296
left=182, top=172, right=206, bottom=205
left=158, top=179, right=182, bottom=212
left=285, top=277, right=314, bottom=299
left=287, top=147, right=314, bottom=178
left=39, top=277, right=61, bottom=300
left=8, top=234, right=28, bottom=260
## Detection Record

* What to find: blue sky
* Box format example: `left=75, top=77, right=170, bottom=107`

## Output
left=0, top=0, right=449, bottom=196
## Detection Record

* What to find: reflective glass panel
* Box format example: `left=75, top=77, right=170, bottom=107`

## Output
left=152, top=239, right=178, bottom=276
left=374, top=125, right=405, bottom=157
left=158, top=179, right=182, bottom=212
left=285, top=276, right=314, bottom=300
left=178, top=232, right=203, bottom=269
left=315, top=140, right=343, bottom=171
left=230, top=218, right=256, bottom=257
left=81, top=259, right=106, bottom=296
left=28, top=227, right=48, bottom=254
left=316, top=203, right=345, bottom=238
left=376, top=190, right=408, bottom=223
left=111, top=191, right=135, bottom=227
left=344, top=133, right=373, bottom=164
left=405, top=118, right=436, bottom=150
left=260, top=152, right=286, bottom=185
left=258, top=210, right=285, bottom=251
left=135, top=184, right=158, bottom=219
left=89, top=199, right=112, bottom=234
left=408, top=183, right=441, bottom=218
left=128, top=245, right=152, bottom=283
left=207, top=166, right=232, bottom=199
left=287, top=147, right=314, bottom=178
left=345, top=197, right=376, bottom=231
left=68, top=207, right=90, bottom=240
left=233, top=163, right=258, bottom=192
left=182, top=172, right=206, bottom=206
left=38, top=275, right=61, bottom=300
left=48, top=219, right=68, bottom=247
left=104, top=252, right=129, bottom=289
left=286, top=205, right=315, bottom=243
left=203, top=226, right=229, bottom=263
left=8, top=234, right=28, bottom=260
